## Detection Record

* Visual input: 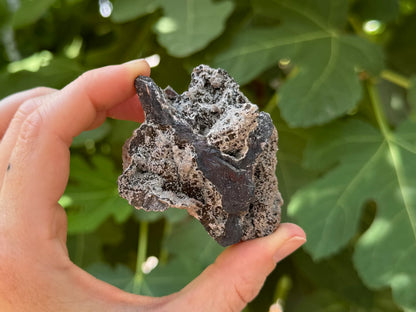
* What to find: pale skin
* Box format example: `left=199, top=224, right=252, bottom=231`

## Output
left=0, top=60, right=306, bottom=312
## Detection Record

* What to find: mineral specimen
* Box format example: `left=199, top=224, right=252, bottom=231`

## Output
left=118, top=65, right=282, bottom=246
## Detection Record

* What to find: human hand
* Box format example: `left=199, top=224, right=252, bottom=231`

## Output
left=0, top=60, right=306, bottom=312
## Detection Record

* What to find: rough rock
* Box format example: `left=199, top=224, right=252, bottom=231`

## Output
left=118, top=65, right=282, bottom=246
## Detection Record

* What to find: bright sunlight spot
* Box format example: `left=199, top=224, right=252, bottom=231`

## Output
left=141, top=256, right=159, bottom=274
left=358, top=219, right=390, bottom=247
left=59, top=195, right=73, bottom=208
left=392, top=274, right=412, bottom=291
left=7, top=50, right=53, bottom=73
left=155, top=17, right=178, bottom=34
left=269, top=302, right=283, bottom=312
left=363, top=20, right=384, bottom=35
left=390, top=94, right=404, bottom=110
left=99, top=0, right=113, bottom=18
left=64, top=37, right=83, bottom=59
left=278, top=57, right=292, bottom=69
left=144, top=54, right=161, bottom=68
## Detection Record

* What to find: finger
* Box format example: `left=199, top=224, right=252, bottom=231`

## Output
left=1, top=60, right=150, bottom=237
left=106, top=94, right=145, bottom=123
left=0, top=87, right=56, bottom=139
left=170, top=223, right=306, bottom=312
left=0, top=88, right=56, bottom=177
left=44, top=59, right=150, bottom=143
left=0, top=94, right=54, bottom=190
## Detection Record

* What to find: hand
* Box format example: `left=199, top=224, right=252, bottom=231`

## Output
left=0, top=60, right=306, bottom=312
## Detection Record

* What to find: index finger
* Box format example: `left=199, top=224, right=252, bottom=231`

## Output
left=1, top=60, right=150, bottom=234
left=0, top=87, right=56, bottom=139
left=51, top=59, right=150, bottom=144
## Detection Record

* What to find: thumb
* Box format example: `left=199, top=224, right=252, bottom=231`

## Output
left=169, top=223, right=306, bottom=312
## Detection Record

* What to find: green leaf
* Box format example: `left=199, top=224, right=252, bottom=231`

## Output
left=133, top=209, right=164, bottom=223
left=294, top=250, right=374, bottom=308
left=387, top=12, right=416, bottom=76
left=133, top=207, right=188, bottom=223
left=409, top=76, right=416, bottom=113
left=0, top=57, right=84, bottom=99
left=12, top=0, right=57, bottom=28
left=86, top=263, right=135, bottom=290
left=111, top=0, right=160, bottom=23
left=291, top=290, right=355, bottom=312
left=288, top=119, right=416, bottom=310
left=272, top=113, right=319, bottom=201
left=65, top=155, right=132, bottom=234
left=154, top=0, right=234, bottom=57
left=291, top=289, right=402, bottom=312
left=163, top=207, right=189, bottom=223
left=353, top=0, right=399, bottom=22
left=288, top=119, right=382, bottom=257
left=71, top=121, right=112, bottom=148
left=164, top=218, right=224, bottom=261
left=107, top=119, right=140, bottom=146
left=141, top=256, right=200, bottom=296
left=142, top=218, right=223, bottom=296
left=67, top=218, right=125, bottom=268
left=0, top=0, right=9, bottom=27
left=279, top=35, right=383, bottom=127
left=214, top=0, right=384, bottom=127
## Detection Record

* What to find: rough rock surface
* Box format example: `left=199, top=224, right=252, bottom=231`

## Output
left=118, top=65, right=282, bottom=246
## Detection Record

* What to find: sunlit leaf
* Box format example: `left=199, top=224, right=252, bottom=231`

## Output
left=0, top=57, right=83, bottom=99
left=288, top=119, right=416, bottom=310
left=155, top=0, right=234, bottom=57
left=12, top=0, right=57, bottom=28
left=65, top=155, right=132, bottom=234
left=214, top=0, right=384, bottom=127
left=111, top=0, right=160, bottom=23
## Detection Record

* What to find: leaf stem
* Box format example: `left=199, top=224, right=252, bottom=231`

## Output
left=159, top=221, right=172, bottom=265
left=271, top=275, right=292, bottom=310
left=380, top=70, right=411, bottom=89
left=367, top=81, right=391, bottom=138
left=367, top=80, right=416, bottom=242
left=264, top=93, right=278, bottom=114
left=133, top=221, right=148, bottom=294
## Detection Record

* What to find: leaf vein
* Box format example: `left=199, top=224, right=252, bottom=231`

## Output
left=215, top=31, right=331, bottom=63
left=387, top=139, right=416, bottom=242
left=279, top=0, right=329, bottom=31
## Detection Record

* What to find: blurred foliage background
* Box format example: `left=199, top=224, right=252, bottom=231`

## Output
left=1, top=0, right=416, bottom=311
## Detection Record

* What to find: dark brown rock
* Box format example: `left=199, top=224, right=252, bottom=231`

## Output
left=118, top=65, right=282, bottom=246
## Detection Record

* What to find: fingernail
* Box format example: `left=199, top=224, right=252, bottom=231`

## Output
left=273, top=236, right=306, bottom=263
left=123, top=58, right=144, bottom=64
left=123, top=59, right=151, bottom=76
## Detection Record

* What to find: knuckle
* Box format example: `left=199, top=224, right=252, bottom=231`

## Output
left=17, top=109, right=43, bottom=144
left=14, top=97, right=43, bottom=121
left=31, top=86, right=55, bottom=95
left=78, top=69, right=99, bottom=87
left=232, top=276, right=257, bottom=306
